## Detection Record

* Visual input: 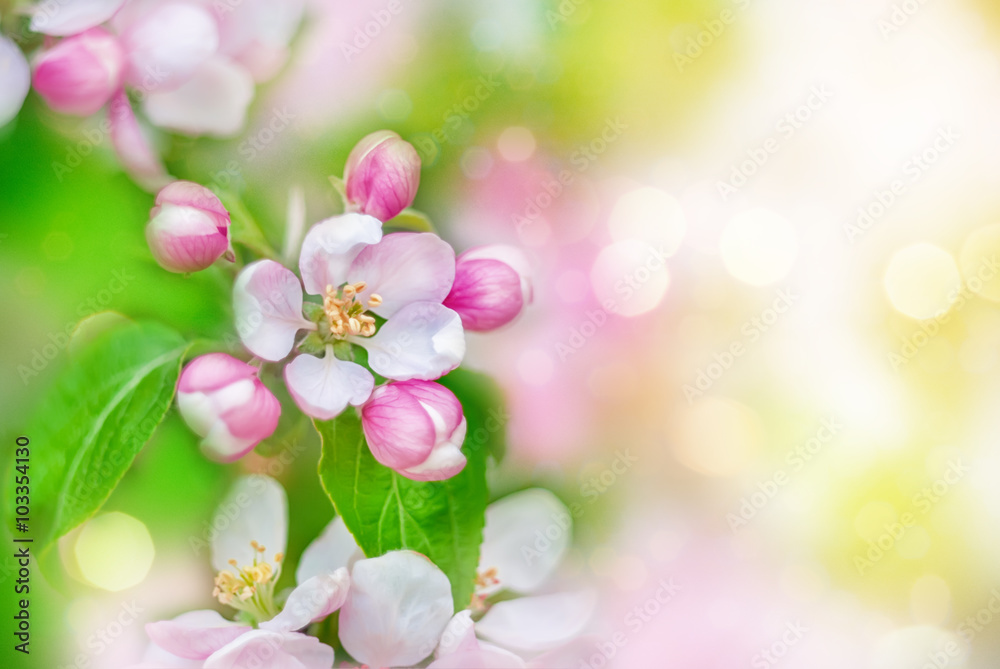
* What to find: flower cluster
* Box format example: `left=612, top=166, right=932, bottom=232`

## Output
left=134, top=476, right=591, bottom=669
left=0, top=0, right=305, bottom=188
left=173, top=131, right=531, bottom=481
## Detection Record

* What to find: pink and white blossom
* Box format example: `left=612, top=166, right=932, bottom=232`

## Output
left=0, top=36, right=30, bottom=127
left=339, top=550, right=454, bottom=669
left=445, top=245, right=533, bottom=332
left=344, top=130, right=421, bottom=222
left=146, top=181, right=232, bottom=273
left=32, top=28, right=124, bottom=116
left=176, top=354, right=279, bottom=461
left=30, top=0, right=128, bottom=36
left=361, top=380, right=468, bottom=481
left=109, top=90, right=171, bottom=190
left=233, top=212, right=465, bottom=421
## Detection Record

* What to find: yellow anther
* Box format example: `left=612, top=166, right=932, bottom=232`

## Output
left=368, top=293, right=382, bottom=308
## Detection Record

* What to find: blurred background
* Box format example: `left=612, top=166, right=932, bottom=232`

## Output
left=4, top=0, right=1000, bottom=666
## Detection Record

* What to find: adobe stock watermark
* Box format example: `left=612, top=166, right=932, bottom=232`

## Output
left=878, top=0, right=933, bottom=40
left=854, top=459, right=969, bottom=576
left=17, top=269, right=136, bottom=385
left=554, top=242, right=667, bottom=362
left=339, top=0, right=409, bottom=62
left=751, top=622, right=808, bottom=669
left=683, top=288, right=797, bottom=402
left=521, top=449, right=638, bottom=566
left=888, top=255, right=998, bottom=370
left=60, top=600, right=145, bottom=669
left=410, top=73, right=504, bottom=165
left=717, top=85, right=833, bottom=201
left=844, top=126, right=959, bottom=244
left=208, top=107, right=296, bottom=190
left=511, top=117, right=628, bottom=234
left=673, top=0, right=755, bottom=72
left=727, top=417, right=841, bottom=532
left=580, top=578, right=681, bottom=669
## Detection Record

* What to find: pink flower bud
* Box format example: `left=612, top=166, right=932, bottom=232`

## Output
left=176, top=353, right=280, bottom=462
left=32, top=28, right=124, bottom=116
left=361, top=380, right=467, bottom=481
left=344, top=130, right=421, bottom=222
left=146, top=181, right=232, bottom=273
left=444, top=245, right=532, bottom=331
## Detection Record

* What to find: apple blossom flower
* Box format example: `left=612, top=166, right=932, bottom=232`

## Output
left=136, top=476, right=349, bottom=668
left=146, top=180, right=233, bottom=273
left=0, top=36, right=30, bottom=128
left=29, top=0, right=127, bottom=36
left=339, top=550, right=455, bottom=668
left=109, top=91, right=171, bottom=191
left=444, top=245, right=533, bottom=332
left=233, top=212, right=465, bottom=421
left=32, top=28, right=124, bottom=116
left=344, top=130, right=421, bottom=222
left=176, top=353, right=280, bottom=462
left=361, top=379, right=468, bottom=481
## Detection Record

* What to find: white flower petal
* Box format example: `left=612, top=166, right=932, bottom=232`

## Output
left=436, top=610, right=478, bottom=658
left=233, top=260, right=310, bottom=362
left=298, top=213, right=383, bottom=296
left=30, top=0, right=127, bottom=36
left=210, top=475, right=288, bottom=573
left=259, top=568, right=350, bottom=633
left=360, top=302, right=465, bottom=381
left=339, top=551, right=454, bottom=668
left=296, top=516, right=361, bottom=584
left=284, top=353, right=374, bottom=420
left=476, top=590, right=597, bottom=653
left=479, top=489, right=571, bottom=594
left=400, top=418, right=467, bottom=482
left=428, top=645, right=526, bottom=669
left=347, top=232, right=456, bottom=318
left=0, top=36, right=29, bottom=127
left=203, top=629, right=334, bottom=669
left=145, top=610, right=250, bottom=661
left=143, top=57, right=253, bottom=137
left=120, top=1, right=218, bottom=90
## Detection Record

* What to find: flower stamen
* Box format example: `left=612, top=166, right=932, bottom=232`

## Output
left=213, top=541, right=284, bottom=622
left=323, top=282, right=381, bottom=338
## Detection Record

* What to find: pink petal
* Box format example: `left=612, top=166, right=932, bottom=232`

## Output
left=145, top=610, right=250, bottom=661
left=428, top=645, right=526, bottom=669
left=156, top=181, right=230, bottom=230
left=476, top=591, right=597, bottom=653
left=461, top=245, right=533, bottom=304
left=444, top=258, right=524, bottom=332
left=259, top=567, right=350, bottom=633
left=347, top=232, right=456, bottom=318
left=436, top=611, right=479, bottom=658
left=32, top=28, right=124, bottom=116
left=233, top=260, right=311, bottom=362
left=0, top=37, right=30, bottom=127
left=120, top=1, right=218, bottom=91
left=359, top=302, right=465, bottom=381
left=339, top=551, right=454, bottom=669
left=145, top=205, right=229, bottom=273
left=109, top=90, right=171, bottom=191
left=399, top=418, right=467, bottom=482
left=479, top=489, right=572, bottom=595
left=284, top=352, right=374, bottom=420
left=343, top=130, right=422, bottom=222
left=143, top=56, right=254, bottom=137
left=298, top=213, right=383, bottom=296
left=361, top=383, right=438, bottom=470
left=203, top=630, right=334, bottom=669
left=29, top=0, right=128, bottom=36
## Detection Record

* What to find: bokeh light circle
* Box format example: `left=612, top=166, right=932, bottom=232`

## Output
left=74, top=512, right=155, bottom=591
left=608, top=187, right=686, bottom=256
left=884, top=243, right=961, bottom=320
left=590, top=239, right=670, bottom=317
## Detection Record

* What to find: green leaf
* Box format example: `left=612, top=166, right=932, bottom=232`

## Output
left=25, top=321, right=189, bottom=549
left=316, top=404, right=489, bottom=610
left=217, top=191, right=278, bottom=260
left=384, top=208, right=435, bottom=233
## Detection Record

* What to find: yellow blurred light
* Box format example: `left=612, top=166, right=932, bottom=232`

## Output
left=590, top=239, right=670, bottom=317
left=74, top=512, right=154, bottom=592
left=496, top=126, right=536, bottom=162
left=958, top=224, right=1000, bottom=302
left=720, top=208, right=798, bottom=286
left=669, top=397, right=761, bottom=477
left=854, top=501, right=898, bottom=541
left=896, top=526, right=931, bottom=560
left=883, top=243, right=961, bottom=320
left=608, top=187, right=686, bottom=256
left=910, top=574, right=951, bottom=626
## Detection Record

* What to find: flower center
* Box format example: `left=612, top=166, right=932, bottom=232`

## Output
left=323, top=281, right=382, bottom=338
left=213, top=540, right=284, bottom=621
left=470, top=567, right=500, bottom=612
